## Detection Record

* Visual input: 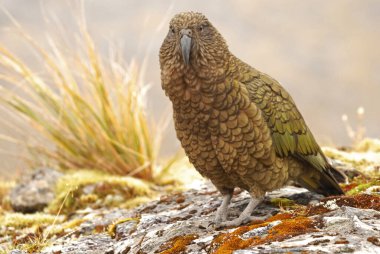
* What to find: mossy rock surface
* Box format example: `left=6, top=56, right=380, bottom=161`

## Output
left=2, top=182, right=376, bottom=254
left=2, top=144, right=380, bottom=254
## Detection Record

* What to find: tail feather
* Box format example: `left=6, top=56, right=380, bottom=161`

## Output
left=329, top=166, right=348, bottom=184
left=297, top=165, right=345, bottom=196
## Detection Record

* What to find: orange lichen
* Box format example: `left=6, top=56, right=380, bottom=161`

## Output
left=334, top=239, right=349, bottom=244
left=333, top=194, right=380, bottom=210
left=367, top=236, right=380, bottom=247
left=267, top=217, right=318, bottom=240
left=305, top=194, right=380, bottom=216
left=160, top=194, right=378, bottom=254
left=159, top=234, right=198, bottom=254
left=341, top=182, right=359, bottom=192
left=302, top=203, right=331, bottom=216
left=210, top=215, right=318, bottom=254
left=265, top=212, right=295, bottom=222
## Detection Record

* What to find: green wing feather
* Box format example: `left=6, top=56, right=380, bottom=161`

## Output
left=243, top=70, right=329, bottom=171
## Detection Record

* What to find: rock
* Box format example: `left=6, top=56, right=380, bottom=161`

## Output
left=4, top=180, right=379, bottom=254
left=76, top=208, right=134, bottom=235
left=240, top=206, right=380, bottom=254
left=9, top=250, right=27, bottom=254
left=114, top=220, right=138, bottom=240
left=366, top=185, right=380, bottom=194
left=41, top=234, right=115, bottom=254
left=112, top=184, right=226, bottom=254
left=269, top=185, right=324, bottom=205
left=9, top=168, right=62, bottom=213
left=241, top=220, right=281, bottom=239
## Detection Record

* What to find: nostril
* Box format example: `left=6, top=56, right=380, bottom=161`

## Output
left=180, top=29, right=192, bottom=37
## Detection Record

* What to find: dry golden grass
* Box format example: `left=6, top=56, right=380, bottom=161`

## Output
left=0, top=13, right=173, bottom=181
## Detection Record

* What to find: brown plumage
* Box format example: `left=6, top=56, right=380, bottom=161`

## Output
left=159, top=12, right=345, bottom=227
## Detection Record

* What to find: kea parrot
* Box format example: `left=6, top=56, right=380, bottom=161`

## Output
left=159, top=12, right=345, bottom=228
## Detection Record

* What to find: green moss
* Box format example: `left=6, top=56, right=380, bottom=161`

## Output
left=47, top=169, right=156, bottom=214
left=0, top=212, right=64, bottom=228
left=0, top=213, right=55, bottom=253
left=323, top=148, right=368, bottom=169
left=355, top=138, right=380, bottom=153
left=12, top=233, right=50, bottom=254
left=45, top=218, right=87, bottom=237
left=270, top=198, right=295, bottom=208
left=20, top=241, right=48, bottom=253
left=346, top=180, right=380, bottom=195
left=108, top=217, right=140, bottom=238
left=322, top=146, right=380, bottom=175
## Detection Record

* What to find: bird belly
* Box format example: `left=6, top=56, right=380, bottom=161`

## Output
left=170, top=79, right=291, bottom=194
left=172, top=98, right=243, bottom=191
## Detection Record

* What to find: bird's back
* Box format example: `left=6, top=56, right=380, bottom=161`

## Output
left=229, top=57, right=344, bottom=196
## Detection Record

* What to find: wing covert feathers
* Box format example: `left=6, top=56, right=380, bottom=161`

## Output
left=244, top=71, right=328, bottom=169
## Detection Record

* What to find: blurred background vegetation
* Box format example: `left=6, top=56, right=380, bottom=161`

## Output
left=0, top=0, right=380, bottom=179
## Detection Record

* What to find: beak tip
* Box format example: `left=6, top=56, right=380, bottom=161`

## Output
left=184, top=57, right=190, bottom=65
left=180, top=35, right=192, bottom=65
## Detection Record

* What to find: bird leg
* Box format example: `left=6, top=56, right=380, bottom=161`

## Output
left=214, top=193, right=232, bottom=226
left=219, top=195, right=267, bottom=228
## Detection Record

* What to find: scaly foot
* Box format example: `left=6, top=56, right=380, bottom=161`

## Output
left=217, top=195, right=264, bottom=228
left=219, top=214, right=269, bottom=228
left=214, top=193, right=232, bottom=227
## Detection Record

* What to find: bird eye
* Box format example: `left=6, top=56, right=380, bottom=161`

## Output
left=198, top=23, right=209, bottom=34
left=170, top=27, right=175, bottom=34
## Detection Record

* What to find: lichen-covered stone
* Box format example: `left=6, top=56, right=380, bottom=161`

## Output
left=238, top=206, right=380, bottom=254
left=9, top=168, right=62, bottom=213
left=41, top=234, right=115, bottom=254
left=9, top=250, right=27, bottom=254
left=11, top=181, right=374, bottom=254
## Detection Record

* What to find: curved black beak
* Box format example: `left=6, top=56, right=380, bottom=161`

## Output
left=180, top=32, right=192, bottom=65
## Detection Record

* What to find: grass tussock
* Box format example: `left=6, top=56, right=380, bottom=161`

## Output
left=0, top=15, right=174, bottom=181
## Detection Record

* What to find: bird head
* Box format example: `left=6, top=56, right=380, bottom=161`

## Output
left=159, top=12, right=229, bottom=71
